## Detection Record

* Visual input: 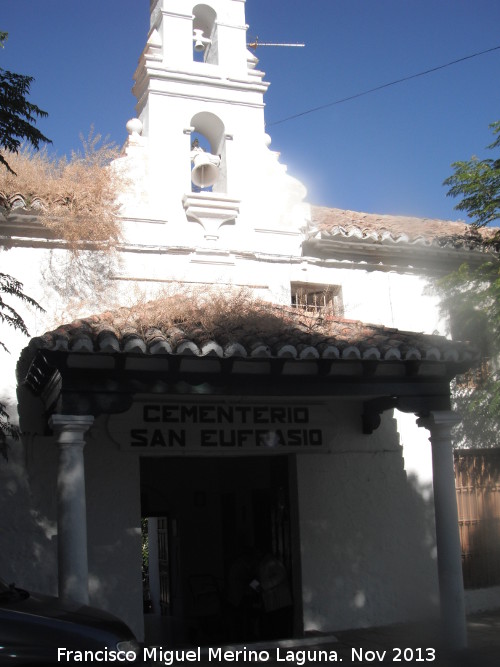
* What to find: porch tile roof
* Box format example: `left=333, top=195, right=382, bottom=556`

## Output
left=26, top=302, right=478, bottom=364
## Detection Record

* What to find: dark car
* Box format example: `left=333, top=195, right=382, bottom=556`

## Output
left=0, top=578, right=141, bottom=664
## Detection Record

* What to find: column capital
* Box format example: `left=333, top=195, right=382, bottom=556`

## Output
left=417, top=410, right=461, bottom=435
left=49, top=415, right=94, bottom=443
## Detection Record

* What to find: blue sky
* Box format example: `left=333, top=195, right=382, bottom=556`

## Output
left=2, top=0, right=500, bottom=222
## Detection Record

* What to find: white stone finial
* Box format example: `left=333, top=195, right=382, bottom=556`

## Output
left=125, top=119, right=145, bottom=149
left=126, top=118, right=143, bottom=137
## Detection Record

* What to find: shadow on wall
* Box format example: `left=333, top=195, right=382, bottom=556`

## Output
left=300, top=445, right=440, bottom=634
left=83, top=423, right=144, bottom=638
left=406, top=472, right=438, bottom=561
left=0, top=434, right=58, bottom=592
left=87, top=526, right=142, bottom=611
left=40, top=249, right=120, bottom=326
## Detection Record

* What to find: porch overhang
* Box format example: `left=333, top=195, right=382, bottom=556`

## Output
left=17, top=346, right=475, bottom=432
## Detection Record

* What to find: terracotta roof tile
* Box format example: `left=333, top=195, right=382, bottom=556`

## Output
left=6, top=194, right=498, bottom=254
left=310, top=206, right=499, bottom=249
left=25, top=300, right=478, bottom=364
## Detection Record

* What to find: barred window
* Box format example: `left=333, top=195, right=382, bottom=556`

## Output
left=290, top=282, right=343, bottom=317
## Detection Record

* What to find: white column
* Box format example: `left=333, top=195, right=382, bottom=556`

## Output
left=418, top=410, right=467, bottom=650
left=50, top=414, right=94, bottom=605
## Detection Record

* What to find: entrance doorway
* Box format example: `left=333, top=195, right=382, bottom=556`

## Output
left=141, top=455, right=300, bottom=646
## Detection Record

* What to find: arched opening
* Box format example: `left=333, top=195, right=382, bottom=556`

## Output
left=192, top=4, right=218, bottom=64
left=189, top=112, right=226, bottom=193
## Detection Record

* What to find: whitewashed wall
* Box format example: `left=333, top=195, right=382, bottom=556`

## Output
left=297, top=404, right=439, bottom=632
left=0, top=231, right=442, bottom=588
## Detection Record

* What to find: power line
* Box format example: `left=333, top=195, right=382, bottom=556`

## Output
left=268, top=45, right=500, bottom=127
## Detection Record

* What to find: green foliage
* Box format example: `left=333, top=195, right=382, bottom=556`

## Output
left=436, top=257, right=500, bottom=420
left=438, top=120, right=500, bottom=447
left=0, top=274, right=44, bottom=459
left=443, top=121, right=500, bottom=228
left=451, top=377, right=500, bottom=448
left=435, top=260, right=500, bottom=445
left=0, top=31, right=51, bottom=173
left=437, top=261, right=500, bottom=359
left=0, top=402, right=19, bottom=460
left=0, top=273, right=42, bottom=350
left=0, top=32, right=49, bottom=458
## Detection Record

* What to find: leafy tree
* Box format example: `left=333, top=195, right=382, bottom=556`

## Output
left=443, top=120, right=500, bottom=228
left=438, top=121, right=500, bottom=447
left=0, top=274, right=43, bottom=459
left=0, top=31, right=51, bottom=173
left=0, top=32, right=47, bottom=458
left=437, top=260, right=500, bottom=448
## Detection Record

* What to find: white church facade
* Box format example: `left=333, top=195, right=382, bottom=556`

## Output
left=1, top=0, right=499, bottom=650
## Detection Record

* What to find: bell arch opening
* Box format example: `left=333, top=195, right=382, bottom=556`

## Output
left=192, top=4, right=218, bottom=64
left=189, top=112, right=227, bottom=193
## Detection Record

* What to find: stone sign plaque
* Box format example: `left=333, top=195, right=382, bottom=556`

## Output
left=107, top=399, right=329, bottom=455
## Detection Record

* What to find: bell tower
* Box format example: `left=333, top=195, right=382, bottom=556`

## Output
left=122, top=0, right=308, bottom=247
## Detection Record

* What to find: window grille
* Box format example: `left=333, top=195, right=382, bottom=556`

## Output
left=290, top=282, right=343, bottom=317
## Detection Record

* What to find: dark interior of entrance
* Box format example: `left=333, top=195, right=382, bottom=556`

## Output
left=141, top=456, right=296, bottom=646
